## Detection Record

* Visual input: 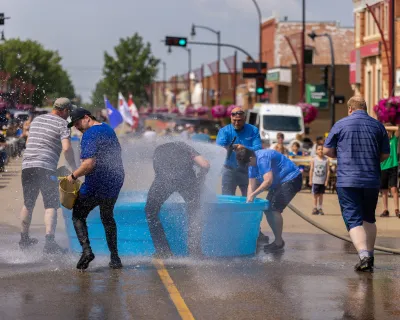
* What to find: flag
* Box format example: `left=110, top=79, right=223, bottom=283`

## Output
left=128, top=93, right=139, bottom=128
left=118, top=92, right=134, bottom=126
left=104, top=95, right=123, bottom=129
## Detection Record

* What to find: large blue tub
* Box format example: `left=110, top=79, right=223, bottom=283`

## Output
left=62, top=191, right=269, bottom=257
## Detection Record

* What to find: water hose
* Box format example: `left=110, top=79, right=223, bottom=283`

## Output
left=287, top=203, right=400, bottom=255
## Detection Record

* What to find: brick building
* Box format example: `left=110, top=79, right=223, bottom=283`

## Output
left=260, top=16, right=354, bottom=105
left=152, top=72, right=244, bottom=109
left=351, top=0, right=400, bottom=115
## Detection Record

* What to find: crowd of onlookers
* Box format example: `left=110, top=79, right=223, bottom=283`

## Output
left=0, top=111, right=32, bottom=171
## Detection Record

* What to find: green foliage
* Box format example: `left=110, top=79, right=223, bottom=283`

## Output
left=92, top=33, right=160, bottom=106
left=221, top=99, right=233, bottom=107
left=0, top=38, right=75, bottom=106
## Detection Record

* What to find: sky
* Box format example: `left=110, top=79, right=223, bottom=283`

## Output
left=2, top=0, right=354, bottom=102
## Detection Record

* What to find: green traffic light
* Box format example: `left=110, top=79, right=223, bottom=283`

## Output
left=256, top=88, right=265, bottom=94
left=179, top=39, right=187, bottom=46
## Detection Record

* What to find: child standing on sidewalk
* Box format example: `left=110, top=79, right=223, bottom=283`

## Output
left=309, top=145, right=330, bottom=215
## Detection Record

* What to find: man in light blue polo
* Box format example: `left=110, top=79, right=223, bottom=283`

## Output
left=216, top=107, right=262, bottom=196
left=324, top=96, right=390, bottom=272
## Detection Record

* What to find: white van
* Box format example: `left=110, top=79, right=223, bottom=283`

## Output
left=246, top=103, right=305, bottom=145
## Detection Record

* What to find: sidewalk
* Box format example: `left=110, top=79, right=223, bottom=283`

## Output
left=1, top=158, right=399, bottom=240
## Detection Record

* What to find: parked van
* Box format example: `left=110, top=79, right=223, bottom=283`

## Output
left=246, top=103, right=304, bottom=145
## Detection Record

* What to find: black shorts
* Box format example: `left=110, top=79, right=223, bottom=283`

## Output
left=312, top=184, right=326, bottom=195
left=380, top=166, right=398, bottom=189
left=266, top=174, right=302, bottom=213
left=22, top=167, right=59, bottom=210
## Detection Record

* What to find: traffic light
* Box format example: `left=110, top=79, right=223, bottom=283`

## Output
left=320, top=66, right=329, bottom=87
left=165, top=36, right=187, bottom=47
left=255, top=75, right=265, bottom=95
left=0, top=13, right=4, bottom=26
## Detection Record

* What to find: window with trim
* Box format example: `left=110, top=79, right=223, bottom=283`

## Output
left=304, top=48, right=313, bottom=64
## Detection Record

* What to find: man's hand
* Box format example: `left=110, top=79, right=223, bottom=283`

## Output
left=246, top=193, right=256, bottom=203
left=67, top=174, right=75, bottom=183
left=309, top=181, right=312, bottom=187
left=325, top=181, right=329, bottom=187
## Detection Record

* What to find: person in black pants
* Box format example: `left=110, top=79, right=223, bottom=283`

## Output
left=67, top=108, right=125, bottom=270
left=145, top=141, right=210, bottom=258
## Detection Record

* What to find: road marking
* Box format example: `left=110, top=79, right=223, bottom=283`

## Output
left=153, top=258, right=195, bottom=320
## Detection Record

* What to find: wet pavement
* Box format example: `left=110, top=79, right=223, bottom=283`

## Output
left=1, top=227, right=400, bottom=320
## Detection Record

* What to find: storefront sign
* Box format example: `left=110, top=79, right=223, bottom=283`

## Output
left=350, top=49, right=361, bottom=84
left=267, top=71, right=280, bottom=82
left=306, top=84, right=328, bottom=108
left=360, top=42, right=380, bottom=58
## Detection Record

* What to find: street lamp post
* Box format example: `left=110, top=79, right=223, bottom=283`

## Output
left=162, top=62, right=166, bottom=106
left=251, top=0, right=263, bottom=103
left=191, top=24, right=221, bottom=104
left=308, top=31, right=336, bottom=128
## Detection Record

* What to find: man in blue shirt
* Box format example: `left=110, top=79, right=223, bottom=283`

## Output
left=236, top=147, right=302, bottom=253
left=67, top=108, right=125, bottom=270
left=216, top=107, right=262, bottom=196
left=324, top=96, right=390, bottom=272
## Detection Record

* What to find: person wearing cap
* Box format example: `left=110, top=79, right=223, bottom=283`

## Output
left=66, top=108, right=125, bottom=270
left=19, top=97, right=77, bottom=254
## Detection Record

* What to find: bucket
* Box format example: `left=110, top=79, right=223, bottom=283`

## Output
left=59, top=178, right=81, bottom=209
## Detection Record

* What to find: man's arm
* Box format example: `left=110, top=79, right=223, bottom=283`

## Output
left=248, top=171, right=273, bottom=202
left=380, top=153, right=390, bottom=162
left=216, top=128, right=229, bottom=147
left=62, top=139, right=77, bottom=171
left=247, top=178, right=257, bottom=199
left=67, top=158, right=96, bottom=183
left=193, top=155, right=210, bottom=183
left=323, top=147, right=337, bottom=159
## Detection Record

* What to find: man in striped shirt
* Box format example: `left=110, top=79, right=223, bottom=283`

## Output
left=19, top=97, right=77, bottom=254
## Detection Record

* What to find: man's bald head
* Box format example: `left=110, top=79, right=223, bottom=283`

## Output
left=230, top=107, right=246, bottom=130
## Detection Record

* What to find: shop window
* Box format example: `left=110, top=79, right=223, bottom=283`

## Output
left=304, top=48, right=313, bottom=64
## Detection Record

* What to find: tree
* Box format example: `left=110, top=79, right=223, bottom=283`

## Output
left=0, top=38, right=75, bottom=106
left=92, top=33, right=160, bottom=107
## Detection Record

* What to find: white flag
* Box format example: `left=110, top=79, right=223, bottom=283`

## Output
left=118, top=92, right=134, bottom=126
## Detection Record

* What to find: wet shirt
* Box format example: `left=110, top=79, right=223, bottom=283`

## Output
left=22, top=114, right=70, bottom=171
left=324, top=110, right=390, bottom=188
left=216, top=124, right=262, bottom=168
left=153, top=142, right=200, bottom=180
left=80, top=123, right=124, bottom=199
left=248, top=149, right=301, bottom=189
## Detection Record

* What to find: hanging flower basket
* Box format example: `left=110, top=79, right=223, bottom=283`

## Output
left=185, top=106, right=196, bottom=116
left=196, top=106, right=209, bottom=115
left=211, top=105, right=226, bottom=118
left=297, top=103, right=318, bottom=124
left=226, top=105, right=238, bottom=116
left=373, top=97, right=400, bottom=125
left=170, top=107, right=180, bottom=114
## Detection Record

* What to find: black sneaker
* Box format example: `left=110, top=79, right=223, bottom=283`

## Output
left=318, top=209, right=325, bottom=215
left=264, top=241, right=285, bottom=254
left=43, top=235, right=68, bottom=254
left=19, top=234, right=38, bottom=250
left=354, top=256, right=374, bottom=272
left=380, top=210, right=389, bottom=217
left=312, top=208, right=319, bottom=215
left=109, top=254, right=123, bottom=269
left=77, top=250, right=95, bottom=270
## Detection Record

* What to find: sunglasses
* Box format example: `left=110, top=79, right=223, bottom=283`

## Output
left=231, top=111, right=245, bottom=116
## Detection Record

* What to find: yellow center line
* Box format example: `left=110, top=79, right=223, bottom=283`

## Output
left=153, top=258, right=195, bottom=320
